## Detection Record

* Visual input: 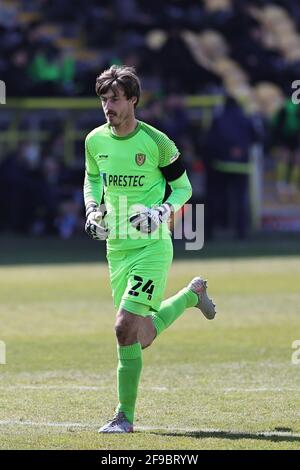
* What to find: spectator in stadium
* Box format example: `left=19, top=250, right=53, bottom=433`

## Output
left=203, top=94, right=258, bottom=240
left=27, top=42, right=75, bottom=96
left=0, top=141, right=41, bottom=233
left=270, top=99, right=300, bottom=202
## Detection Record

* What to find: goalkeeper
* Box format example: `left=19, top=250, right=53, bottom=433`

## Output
left=84, top=65, right=217, bottom=433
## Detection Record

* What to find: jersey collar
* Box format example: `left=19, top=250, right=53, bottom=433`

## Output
left=107, top=120, right=142, bottom=140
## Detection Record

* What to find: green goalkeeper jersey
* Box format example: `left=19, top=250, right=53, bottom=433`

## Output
left=84, top=120, right=180, bottom=251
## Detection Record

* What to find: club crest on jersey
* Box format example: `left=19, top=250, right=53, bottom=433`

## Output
left=135, top=153, right=146, bottom=166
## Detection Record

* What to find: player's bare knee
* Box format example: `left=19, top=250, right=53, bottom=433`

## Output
left=115, top=322, right=129, bottom=344
left=115, top=309, right=140, bottom=345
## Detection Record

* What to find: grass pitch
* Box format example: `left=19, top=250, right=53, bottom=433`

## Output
left=0, top=256, right=300, bottom=450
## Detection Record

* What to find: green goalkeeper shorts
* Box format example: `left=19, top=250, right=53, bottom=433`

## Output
left=107, top=236, right=173, bottom=316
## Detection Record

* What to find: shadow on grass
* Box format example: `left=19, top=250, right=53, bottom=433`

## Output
left=141, top=429, right=300, bottom=443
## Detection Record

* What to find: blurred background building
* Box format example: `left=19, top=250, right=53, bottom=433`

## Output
left=1, top=0, right=300, bottom=241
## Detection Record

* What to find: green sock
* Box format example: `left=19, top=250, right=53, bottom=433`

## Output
left=151, top=287, right=198, bottom=337
left=116, top=342, right=142, bottom=424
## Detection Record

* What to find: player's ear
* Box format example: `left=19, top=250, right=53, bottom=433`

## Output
left=131, top=96, right=137, bottom=107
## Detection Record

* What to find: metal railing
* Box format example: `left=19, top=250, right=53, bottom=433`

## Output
left=0, top=95, right=223, bottom=161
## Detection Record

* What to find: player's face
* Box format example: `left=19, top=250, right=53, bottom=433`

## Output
left=100, top=88, right=136, bottom=127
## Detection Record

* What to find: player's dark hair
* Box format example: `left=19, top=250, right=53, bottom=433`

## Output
left=95, top=65, right=141, bottom=108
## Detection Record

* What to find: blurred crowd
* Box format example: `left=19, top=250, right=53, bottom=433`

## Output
left=1, top=0, right=300, bottom=239
left=2, top=0, right=300, bottom=97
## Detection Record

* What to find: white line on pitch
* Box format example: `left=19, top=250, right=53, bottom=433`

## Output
left=0, top=385, right=298, bottom=392
left=0, top=420, right=92, bottom=428
left=0, top=420, right=299, bottom=439
left=0, top=385, right=168, bottom=392
left=224, top=387, right=300, bottom=392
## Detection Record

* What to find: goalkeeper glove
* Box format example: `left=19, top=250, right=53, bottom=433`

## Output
left=129, top=203, right=172, bottom=234
left=85, top=203, right=108, bottom=240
